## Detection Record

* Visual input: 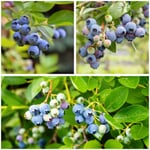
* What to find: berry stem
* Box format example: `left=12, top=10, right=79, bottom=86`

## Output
left=43, top=80, right=53, bottom=103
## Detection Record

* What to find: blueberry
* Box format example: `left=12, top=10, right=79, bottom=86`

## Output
left=116, top=26, right=126, bottom=37
left=19, top=24, right=30, bottom=35
left=90, top=61, right=100, bottom=69
left=59, top=118, right=65, bottom=125
left=144, top=9, right=149, bottom=17
left=103, top=39, right=111, bottom=48
left=13, top=32, right=22, bottom=42
left=86, top=54, right=97, bottom=64
left=75, top=115, right=84, bottom=123
left=125, top=22, right=137, bottom=33
left=11, top=19, right=21, bottom=31
left=87, top=124, right=98, bottom=134
left=143, top=4, right=149, bottom=11
left=28, top=46, right=40, bottom=58
left=86, top=18, right=97, bottom=30
left=57, top=28, right=66, bottom=38
left=72, top=104, right=84, bottom=115
left=51, top=118, right=60, bottom=126
left=46, top=121, right=54, bottom=129
left=51, top=108, right=59, bottom=117
left=19, top=16, right=29, bottom=25
left=98, top=45, right=105, bottom=51
left=38, top=39, right=50, bottom=51
left=121, top=14, right=131, bottom=25
left=125, top=33, right=136, bottom=41
left=106, top=30, right=116, bottom=41
left=116, top=37, right=124, bottom=43
left=27, top=33, right=40, bottom=45
left=22, top=35, right=30, bottom=45
left=39, top=103, right=50, bottom=114
left=135, top=27, right=146, bottom=37
left=139, top=18, right=146, bottom=27
left=94, top=50, right=104, bottom=58
left=31, top=115, right=43, bottom=126
left=16, top=135, right=23, bottom=141
left=60, top=101, right=69, bottom=110
left=29, top=105, right=40, bottom=116
left=38, top=138, right=46, bottom=148
left=105, top=124, right=110, bottom=133
left=18, top=141, right=26, bottom=149
left=58, top=108, right=64, bottom=117
left=90, top=24, right=101, bottom=36
left=87, top=33, right=94, bottom=42
left=83, top=109, right=93, bottom=118
left=85, top=41, right=93, bottom=48
left=85, top=116, right=94, bottom=124
left=99, top=113, right=107, bottom=124
left=79, top=47, right=87, bottom=57
left=53, top=29, right=60, bottom=39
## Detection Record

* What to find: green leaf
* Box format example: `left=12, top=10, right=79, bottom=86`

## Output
left=84, top=140, right=100, bottom=148
left=141, top=87, right=148, bottom=96
left=2, top=140, right=13, bottom=148
left=99, top=89, right=112, bottom=103
left=70, top=77, right=88, bottom=93
left=104, top=77, right=115, bottom=82
left=104, top=139, right=123, bottom=148
left=2, top=37, right=15, bottom=48
left=131, top=125, right=148, bottom=140
left=25, top=78, right=44, bottom=101
left=130, top=2, right=148, bottom=10
left=118, top=77, right=140, bottom=89
left=48, top=10, right=73, bottom=26
left=23, top=2, right=54, bottom=12
left=104, top=86, right=128, bottom=112
left=87, top=77, right=99, bottom=90
left=2, top=89, right=24, bottom=106
left=108, top=41, right=116, bottom=52
left=83, top=8, right=99, bottom=15
left=143, top=137, right=149, bottom=148
left=104, top=114, right=124, bottom=129
left=63, top=137, right=73, bottom=146
left=2, top=77, right=27, bottom=85
left=114, top=105, right=148, bottom=123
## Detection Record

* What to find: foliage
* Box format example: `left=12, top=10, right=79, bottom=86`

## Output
left=1, top=76, right=149, bottom=149
left=2, top=1, right=74, bottom=74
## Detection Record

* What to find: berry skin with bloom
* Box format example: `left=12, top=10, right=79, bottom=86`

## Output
left=39, top=103, right=50, bottom=114
left=72, top=104, right=84, bottom=116
left=86, top=54, right=97, bottom=64
left=116, top=26, right=126, bottom=37
left=53, top=30, right=60, bottom=39
left=11, top=19, right=21, bottom=31
left=19, top=24, right=30, bottom=35
left=28, top=46, right=40, bottom=58
left=121, top=14, right=131, bottom=25
left=79, top=47, right=87, bottom=57
left=27, top=33, right=40, bottom=45
left=57, top=28, right=67, bottom=38
left=135, top=27, right=146, bottom=37
left=87, top=124, right=98, bottom=134
left=90, top=24, right=101, bottom=36
left=90, top=61, right=100, bottom=69
left=106, top=31, right=116, bottom=42
left=19, top=16, right=29, bottom=25
left=61, top=101, right=69, bottom=109
left=125, top=22, right=137, bottom=33
left=29, top=105, right=40, bottom=116
left=86, top=18, right=97, bottom=30
left=83, top=109, right=93, bottom=118
left=13, top=32, right=22, bottom=42
left=38, top=39, right=50, bottom=51
left=99, top=113, right=107, bottom=124
left=75, top=115, right=84, bottom=124
left=31, top=115, right=43, bottom=126
left=85, top=116, right=94, bottom=124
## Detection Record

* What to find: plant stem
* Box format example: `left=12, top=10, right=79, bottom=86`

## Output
left=1, top=106, right=28, bottom=110
left=64, top=79, right=72, bottom=104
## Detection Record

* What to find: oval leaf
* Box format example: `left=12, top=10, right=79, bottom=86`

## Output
left=104, top=139, right=123, bottom=148
left=84, top=140, right=100, bottom=148
left=104, top=86, right=128, bottom=112
left=114, top=105, right=148, bottom=123
left=118, top=77, right=140, bottom=89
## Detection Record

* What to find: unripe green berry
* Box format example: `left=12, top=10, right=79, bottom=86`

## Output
left=105, top=15, right=113, bottom=23
left=40, top=81, right=47, bottom=88
left=103, top=39, right=111, bottom=48
left=93, top=35, right=100, bottom=42
left=99, top=124, right=107, bottom=134
left=116, top=135, right=124, bottom=141
left=87, top=47, right=95, bottom=54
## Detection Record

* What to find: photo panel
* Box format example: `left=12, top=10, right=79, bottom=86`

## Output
left=1, top=1, right=74, bottom=74
left=1, top=76, right=149, bottom=149
left=76, top=1, right=149, bottom=74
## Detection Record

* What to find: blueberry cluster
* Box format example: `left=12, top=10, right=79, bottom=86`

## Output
left=16, top=126, right=46, bottom=148
left=53, top=28, right=67, bottom=39
left=24, top=92, right=69, bottom=129
left=116, top=128, right=133, bottom=145
left=143, top=4, right=149, bottom=18
left=11, top=16, right=50, bottom=58
left=72, top=97, right=110, bottom=135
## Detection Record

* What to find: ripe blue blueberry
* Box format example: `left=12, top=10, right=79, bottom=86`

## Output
left=83, top=109, right=93, bottom=118
left=51, top=118, right=60, bottom=126
left=90, top=61, right=100, bottom=69
left=143, top=4, right=149, bottom=11
left=46, top=121, right=54, bottom=129
left=53, top=30, right=60, bottom=39
left=125, top=22, right=137, bottom=33
left=57, top=28, right=66, bottom=38
left=116, top=37, right=124, bottom=43
left=90, top=24, right=101, bottom=36
left=19, top=24, right=30, bottom=35
left=87, top=124, right=98, bottom=134
left=144, top=9, right=149, bottom=17
left=86, top=54, right=97, bottom=64
left=39, top=103, right=50, bottom=114
left=125, top=33, right=136, bottom=41
left=85, top=116, right=94, bottom=124
left=121, top=14, right=131, bottom=25
left=99, top=113, right=107, bottom=124
left=28, top=46, right=40, bottom=58
left=11, top=19, right=21, bottom=31
left=38, top=39, right=50, bottom=51
left=105, top=124, right=110, bottom=133
left=139, top=18, right=146, bottom=27
left=87, top=33, right=94, bottom=42
left=94, top=50, right=104, bottom=58
left=98, top=45, right=105, bottom=51
left=38, top=138, right=46, bottom=148
left=27, top=33, right=40, bottom=45
left=86, top=18, right=97, bottom=30
left=29, top=105, right=40, bottom=116
left=13, top=32, right=22, bottom=42
left=72, top=104, right=84, bottom=115
left=59, top=118, right=65, bottom=125
left=75, top=115, right=84, bottom=124
left=135, top=27, right=146, bottom=37
left=31, top=115, right=43, bottom=126
left=19, top=16, right=29, bottom=25
left=116, top=26, right=126, bottom=37
left=79, top=47, right=87, bottom=57
left=106, top=30, right=116, bottom=41
left=58, top=108, right=64, bottom=117
left=61, top=101, right=69, bottom=110
left=18, top=141, right=26, bottom=149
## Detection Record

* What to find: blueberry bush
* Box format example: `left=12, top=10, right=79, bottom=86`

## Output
left=1, top=76, right=149, bottom=149
left=76, top=1, right=149, bottom=73
left=2, top=1, right=74, bottom=74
